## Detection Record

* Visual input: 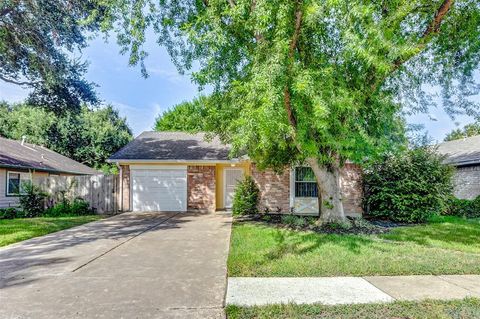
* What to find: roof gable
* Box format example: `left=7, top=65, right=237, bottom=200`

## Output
left=108, top=131, right=234, bottom=161
left=436, top=135, right=480, bottom=166
left=0, top=136, right=98, bottom=175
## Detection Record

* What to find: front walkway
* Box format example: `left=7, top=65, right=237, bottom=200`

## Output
left=227, top=275, right=480, bottom=306
left=0, top=212, right=232, bottom=319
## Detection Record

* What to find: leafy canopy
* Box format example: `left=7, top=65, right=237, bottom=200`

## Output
left=100, top=0, right=479, bottom=170
left=445, top=122, right=480, bottom=141
left=0, top=0, right=104, bottom=113
left=155, top=96, right=209, bottom=132
left=0, top=102, right=132, bottom=169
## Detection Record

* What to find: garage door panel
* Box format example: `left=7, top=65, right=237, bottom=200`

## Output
left=131, top=167, right=187, bottom=212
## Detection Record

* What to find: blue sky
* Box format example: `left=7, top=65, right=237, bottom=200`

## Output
left=0, top=35, right=477, bottom=142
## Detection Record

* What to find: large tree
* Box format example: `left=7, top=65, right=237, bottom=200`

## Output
left=0, top=0, right=104, bottom=113
left=0, top=103, right=132, bottom=169
left=102, top=0, right=480, bottom=222
left=155, top=96, right=209, bottom=132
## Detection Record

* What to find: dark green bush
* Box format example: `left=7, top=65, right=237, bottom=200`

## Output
left=44, top=198, right=94, bottom=217
left=232, top=175, right=260, bottom=216
left=364, top=147, right=454, bottom=223
left=444, top=195, right=480, bottom=218
left=0, top=207, right=19, bottom=219
left=18, top=184, right=47, bottom=218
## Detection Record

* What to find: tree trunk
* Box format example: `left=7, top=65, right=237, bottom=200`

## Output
left=306, top=157, right=345, bottom=223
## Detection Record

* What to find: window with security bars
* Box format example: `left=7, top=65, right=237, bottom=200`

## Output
left=294, top=167, right=318, bottom=197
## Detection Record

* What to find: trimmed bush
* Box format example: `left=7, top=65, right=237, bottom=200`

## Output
left=232, top=175, right=260, bottom=216
left=0, top=208, right=19, bottom=219
left=364, top=147, right=454, bottom=223
left=44, top=198, right=94, bottom=217
left=444, top=195, right=480, bottom=218
left=18, top=184, right=47, bottom=218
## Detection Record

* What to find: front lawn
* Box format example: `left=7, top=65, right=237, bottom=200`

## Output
left=226, top=298, right=480, bottom=319
left=228, top=216, right=480, bottom=276
left=0, top=216, right=103, bottom=247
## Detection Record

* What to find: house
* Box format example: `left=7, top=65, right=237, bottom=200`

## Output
left=436, top=135, right=480, bottom=199
left=0, top=136, right=98, bottom=208
left=107, top=131, right=363, bottom=215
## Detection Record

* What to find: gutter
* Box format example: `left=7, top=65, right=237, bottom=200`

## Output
left=106, top=159, right=245, bottom=164
left=0, top=164, right=98, bottom=175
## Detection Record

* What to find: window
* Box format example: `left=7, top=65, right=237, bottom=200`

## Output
left=295, top=167, right=318, bottom=197
left=7, top=172, right=31, bottom=196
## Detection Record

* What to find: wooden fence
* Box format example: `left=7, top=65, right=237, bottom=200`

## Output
left=38, top=175, right=121, bottom=214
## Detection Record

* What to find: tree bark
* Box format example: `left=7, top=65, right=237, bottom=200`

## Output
left=306, top=157, right=345, bottom=223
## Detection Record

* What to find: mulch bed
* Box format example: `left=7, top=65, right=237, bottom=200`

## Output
left=235, top=214, right=407, bottom=235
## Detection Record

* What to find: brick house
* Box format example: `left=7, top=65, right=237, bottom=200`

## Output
left=108, top=131, right=363, bottom=216
left=436, top=135, right=480, bottom=199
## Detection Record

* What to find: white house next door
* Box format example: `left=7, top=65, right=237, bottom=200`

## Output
left=224, top=168, right=243, bottom=209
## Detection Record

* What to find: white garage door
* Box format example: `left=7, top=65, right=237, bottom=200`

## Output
left=131, top=166, right=187, bottom=212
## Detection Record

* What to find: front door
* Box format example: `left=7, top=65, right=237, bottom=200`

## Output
left=224, top=168, right=243, bottom=209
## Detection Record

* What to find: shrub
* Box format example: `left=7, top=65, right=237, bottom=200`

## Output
left=364, top=147, right=454, bottom=223
left=444, top=195, right=480, bottom=218
left=0, top=207, right=19, bottom=219
left=44, top=198, right=94, bottom=217
left=18, top=184, right=47, bottom=218
left=232, top=175, right=260, bottom=216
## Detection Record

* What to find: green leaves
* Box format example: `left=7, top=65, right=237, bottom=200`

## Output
left=364, top=147, right=455, bottom=223
left=103, top=0, right=478, bottom=172
left=0, top=103, right=132, bottom=168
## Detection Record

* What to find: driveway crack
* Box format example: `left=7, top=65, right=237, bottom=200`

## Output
left=72, top=213, right=180, bottom=272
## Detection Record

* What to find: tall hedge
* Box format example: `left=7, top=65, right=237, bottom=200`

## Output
left=364, top=147, right=454, bottom=223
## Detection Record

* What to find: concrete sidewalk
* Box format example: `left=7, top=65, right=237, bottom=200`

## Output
left=226, top=275, right=480, bottom=306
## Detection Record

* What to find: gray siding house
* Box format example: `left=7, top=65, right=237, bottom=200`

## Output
left=437, top=135, right=480, bottom=199
left=0, top=136, right=98, bottom=208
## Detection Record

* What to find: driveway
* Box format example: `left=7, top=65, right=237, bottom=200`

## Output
left=0, top=212, right=232, bottom=319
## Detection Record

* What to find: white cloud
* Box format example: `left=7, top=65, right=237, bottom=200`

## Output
left=111, top=101, right=165, bottom=136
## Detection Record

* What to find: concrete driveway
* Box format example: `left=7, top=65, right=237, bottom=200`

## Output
left=0, top=212, right=232, bottom=319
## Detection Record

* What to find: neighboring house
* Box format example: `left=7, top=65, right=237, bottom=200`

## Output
left=436, top=135, right=480, bottom=199
left=0, top=136, right=98, bottom=208
left=107, top=131, right=363, bottom=216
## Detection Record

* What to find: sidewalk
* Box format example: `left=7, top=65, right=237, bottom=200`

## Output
left=226, top=275, right=480, bottom=306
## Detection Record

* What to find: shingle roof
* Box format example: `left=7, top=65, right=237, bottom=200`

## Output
left=436, top=135, right=480, bottom=166
left=108, top=131, right=235, bottom=161
left=0, top=136, right=98, bottom=175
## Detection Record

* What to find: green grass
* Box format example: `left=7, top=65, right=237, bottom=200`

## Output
left=226, top=298, right=480, bottom=319
left=228, top=216, right=480, bottom=276
left=0, top=216, right=103, bottom=247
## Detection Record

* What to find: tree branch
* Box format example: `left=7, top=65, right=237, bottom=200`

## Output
left=423, top=0, right=454, bottom=37
left=0, top=74, right=36, bottom=86
left=371, top=0, right=453, bottom=92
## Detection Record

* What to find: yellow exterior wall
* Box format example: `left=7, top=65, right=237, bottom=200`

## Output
left=116, top=160, right=251, bottom=211
left=215, top=161, right=251, bottom=210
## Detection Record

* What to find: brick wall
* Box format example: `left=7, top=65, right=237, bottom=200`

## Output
left=251, top=165, right=291, bottom=213
left=453, top=165, right=480, bottom=199
left=120, top=165, right=130, bottom=211
left=340, top=163, right=363, bottom=216
left=187, top=165, right=216, bottom=213
left=251, top=163, right=363, bottom=216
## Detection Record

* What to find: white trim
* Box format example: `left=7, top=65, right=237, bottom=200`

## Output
left=129, top=164, right=187, bottom=170
left=289, top=167, right=295, bottom=210
left=224, top=168, right=243, bottom=209
left=6, top=171, right=32, bottom=196
left=107, top=159, right=242, bottom=164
